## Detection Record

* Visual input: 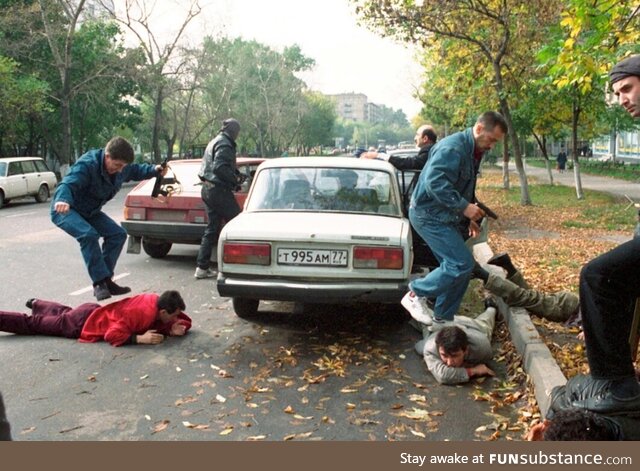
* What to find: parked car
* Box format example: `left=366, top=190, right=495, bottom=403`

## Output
left=216, top=157, right=489, bottom=318
left=0, top=157, right=58, bottom=209
left=121, top=157, right=265, bottom=258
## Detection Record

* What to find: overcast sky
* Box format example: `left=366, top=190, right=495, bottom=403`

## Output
left=147, top=0, right=424, bottom=118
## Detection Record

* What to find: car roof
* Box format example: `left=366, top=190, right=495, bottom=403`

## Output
left=167, top=157, right=265, bottom=166
left=0, top=156, right=46, bottom=163
left=256, top=156, right=395, bottom=171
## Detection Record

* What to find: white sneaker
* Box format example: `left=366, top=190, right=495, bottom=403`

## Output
left=401, top=291, right=433, bottom=325
left=194, top=267, right=216, bottom=279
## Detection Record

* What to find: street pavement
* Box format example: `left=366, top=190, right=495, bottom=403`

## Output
left=489, top=161, right=639, bottom=417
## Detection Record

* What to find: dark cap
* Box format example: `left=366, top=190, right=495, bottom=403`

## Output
left=353, top=147, right=367, bottom=157
left=220, top=118, right=240, bottom=140
left=609, top=55, right=640, bottom=85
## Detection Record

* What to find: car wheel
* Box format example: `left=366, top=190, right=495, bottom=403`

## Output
left=35, top=184, right=49, bottom=203
left=232, top=298, right=259, bottom=318
left=142, top=239, right=172, bottom=258
left=0, top=191, right=4, bottom=209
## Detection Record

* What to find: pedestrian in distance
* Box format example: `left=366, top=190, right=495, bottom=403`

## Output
left=360, top=124, right=438, bottom=170
left=195, top=118, right=243, bottom=279
left=556, top=149, right=567, bottom=173
left=51, top=136, right=167, bottom=301
left=0, top=291, right=191, bottom=347
left=401, top=111, right=508, bottom=327
left=571, top=54, right=640, bottom=415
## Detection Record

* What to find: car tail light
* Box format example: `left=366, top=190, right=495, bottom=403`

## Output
left=353, top=246, right=403, bottom=269
left=124, top=207, right=146, bottom=220
left=223, top=242, right=271, bottom=265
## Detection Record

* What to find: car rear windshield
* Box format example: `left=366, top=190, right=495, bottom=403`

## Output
left=246, top=166, right=402, bottom=216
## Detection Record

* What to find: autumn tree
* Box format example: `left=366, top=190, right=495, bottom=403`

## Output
left=354, top=0, right=564, bottom=205
left=538, top=0, right=640, bottom=199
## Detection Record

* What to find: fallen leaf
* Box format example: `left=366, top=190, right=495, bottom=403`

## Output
left=215, top=394, right=226, bottom=403
left=175, top=367, right=182, bottom=372
left=284, top=405, right=295, bottom=414
left=219, top=427, right=233, bottom=435
left=247, top=435, right=266, bottom=441
left=152, top=420, right=170, bottom=434
left=411, top=429, right=426, bottom=438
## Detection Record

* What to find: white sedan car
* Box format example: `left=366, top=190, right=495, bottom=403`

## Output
left=216, top=157, right=414, bottom=318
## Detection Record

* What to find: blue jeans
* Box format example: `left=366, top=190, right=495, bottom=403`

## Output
left=408, top=208, right=474, bottom=321
left=51, top=209, right=127, bottom=284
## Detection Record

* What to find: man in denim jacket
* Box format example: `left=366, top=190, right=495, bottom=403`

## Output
left=51, top=137, right=164, bottom=301
left=401, top=112, right=507, bottom=325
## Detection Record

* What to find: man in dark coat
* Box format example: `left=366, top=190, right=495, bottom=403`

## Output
left=195, top=119, right=242, bottom=279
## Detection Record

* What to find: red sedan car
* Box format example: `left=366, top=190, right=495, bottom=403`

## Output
left=121, top=157, right=265, bottom=258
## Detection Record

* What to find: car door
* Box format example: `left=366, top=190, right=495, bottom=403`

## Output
left=20, top=159, right=39, bottom=194
left=5, top=161, right=28, bottom=198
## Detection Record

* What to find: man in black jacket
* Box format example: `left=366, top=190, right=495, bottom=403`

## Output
left=195, top=119, right=242, bottom=279
left=361, top=124, right=437, bottom=170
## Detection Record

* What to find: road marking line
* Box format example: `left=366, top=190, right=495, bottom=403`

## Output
left=70, top=272, right=131, bottom=296
left=3, top=211, right=38, bottom=219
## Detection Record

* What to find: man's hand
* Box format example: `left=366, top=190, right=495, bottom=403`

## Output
left=526, top=421, right=549, bottom=441
left=54, top=201, right=71, bottom=214
left=463, top=203, right=485, bottom=222
left=170, top=322, right=187, bottom=337
left=155, top=165, right=168, bottom=176
left=468, top=220, right=481, bottom=238
left=468, top=364, right=495, bottom=378
left=137, top=330, right=165, bottom=345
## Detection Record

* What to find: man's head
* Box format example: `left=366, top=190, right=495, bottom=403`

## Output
left=157, top=290, right=186, bottom=323
left=473, top=111, right=508, bottom=153
left=104, top=136, right=135, bottom=174
left=415, top=125, right=437, bottom=149
left=435, top=326, right=469, bottom=367
left=610, top=55, right=640, bottom=118
left=543, top=409, right=616, bottom=441
left=220, top=118, right=241, bottom=141
left=338, top=170, right=358, bottom=189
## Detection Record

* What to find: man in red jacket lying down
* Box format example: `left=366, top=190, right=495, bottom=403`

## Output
left=0, top=290, right=191, bottom=347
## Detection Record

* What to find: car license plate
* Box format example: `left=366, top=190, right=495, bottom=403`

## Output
left=277, top=248, right=348, bottom=266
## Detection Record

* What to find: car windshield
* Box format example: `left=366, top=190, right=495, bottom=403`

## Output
left=246, top=166, right=402, bottom=216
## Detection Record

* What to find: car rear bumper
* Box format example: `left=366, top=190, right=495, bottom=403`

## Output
left=216, top=275, right=409, bottom=304
left=121, top=220, right=204, bottom=243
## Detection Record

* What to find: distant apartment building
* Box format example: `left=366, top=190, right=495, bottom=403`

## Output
left=328, top=93, right=382, bottom=123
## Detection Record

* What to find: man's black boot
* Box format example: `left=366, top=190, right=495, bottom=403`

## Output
left=487, top=252, right=517, bottom=277
left=471, top=262, right=489, bottom=282
left=94, top=281, right=112, bottom=301
left=106, top=279, right=131, bottom=296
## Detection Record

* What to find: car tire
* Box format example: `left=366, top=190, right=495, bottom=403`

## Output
left=35, top=184, right=49, bottom=203
left=232, top=298, right=259, bottom=318
left=0, top=191, right=4, bottom=209
left=142, top=239, right=172, bottom=258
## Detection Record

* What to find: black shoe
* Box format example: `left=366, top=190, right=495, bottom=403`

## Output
left=484, top=296, right=499, bottom=310
left=572, top=390, right=640, bottom=415
left=25, top=298, right=36, bottom=310
left=487, top=252, right=516, bottom=276
left=471, top=262, right=489, bottom=282
left=106, top=279, right=131, bottom=296
left=94, top=282, right=112, bottom=301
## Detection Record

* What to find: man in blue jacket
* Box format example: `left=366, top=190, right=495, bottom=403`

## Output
left=402, top=111, right=507, bottom=326
left=51, top=136, right=165, bottom=300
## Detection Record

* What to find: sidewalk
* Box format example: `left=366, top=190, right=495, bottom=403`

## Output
left=483, top=164, right=639, bottom=417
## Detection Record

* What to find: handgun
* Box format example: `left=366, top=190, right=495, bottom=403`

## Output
left=151, top=157, right=170, bottom=198
left=476, top=200, right=498, bottom=220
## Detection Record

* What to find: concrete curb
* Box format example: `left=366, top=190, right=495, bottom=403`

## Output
left=473, top=242, right=566, bottom=418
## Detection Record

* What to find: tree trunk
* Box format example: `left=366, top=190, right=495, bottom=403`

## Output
left=492, top=60, right=531, bottom=205
left=571, top=93, right=585, bottom=200
left=152, top=87, right=164, bottom=164
left=532, top=131, right=554, bottom=185
left=502, top=135, right=510, bottom=190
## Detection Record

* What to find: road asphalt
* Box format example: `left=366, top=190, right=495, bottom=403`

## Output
left=482, top=161, right=639, bottom=417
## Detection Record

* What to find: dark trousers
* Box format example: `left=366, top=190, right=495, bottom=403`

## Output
left=196, top=184, right=240, bottom=269
left=0, top=300, right=99, bottom=338
left=580, top=237, right=640, bottom=380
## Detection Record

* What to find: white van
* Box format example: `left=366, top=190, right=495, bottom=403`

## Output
left=0, top=157, right=58, bottom=209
